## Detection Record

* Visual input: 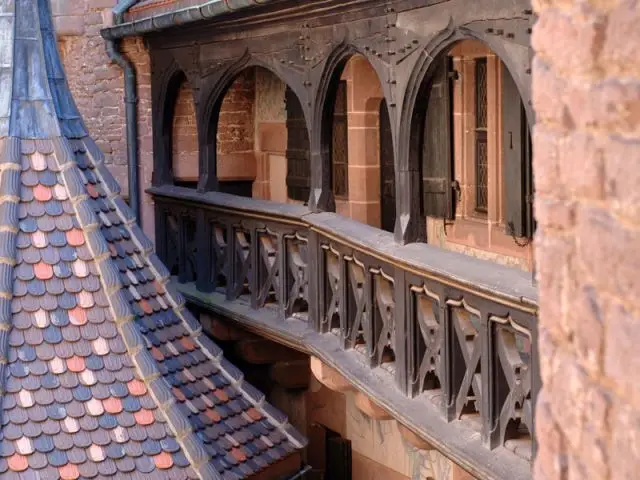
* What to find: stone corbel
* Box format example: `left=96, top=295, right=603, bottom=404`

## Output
left=354, top=392, right=392, bottom=420
left=397, top=422, right=434, bottom=451
left=310, top=356, right=355, bottom=393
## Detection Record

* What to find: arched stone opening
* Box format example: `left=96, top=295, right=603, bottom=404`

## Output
left=212, top=66, right=311, bottom=202
left=170, top=75, right=199, bottom=188
left=321, top=53, right=396, bottom=231
left=411, top=39, right=534, bottom=271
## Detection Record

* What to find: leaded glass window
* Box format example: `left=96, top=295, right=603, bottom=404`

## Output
left=475, top=58, right=488, bottom=213
left=332, top=81, right=349, bottom=198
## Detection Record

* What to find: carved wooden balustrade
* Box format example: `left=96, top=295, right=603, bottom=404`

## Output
left=150, top=185, right=539, bottom=478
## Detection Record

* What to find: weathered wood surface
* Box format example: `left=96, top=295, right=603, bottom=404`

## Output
left=152, top=186, right=537, bottom=480
left=146, top=0, right=535, bottom=243
left=146, top=0, right=537, bottom=477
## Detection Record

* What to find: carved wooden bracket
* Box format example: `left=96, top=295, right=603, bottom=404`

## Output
left=200, top=312, right=248, bottom=341
left=235, top=338, right=307, bottom=365
left=269, top=359, right=311, bottom=390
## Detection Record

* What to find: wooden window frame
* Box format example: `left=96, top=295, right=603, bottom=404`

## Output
left=427, top=40, right=533, bottom=270
left=332, top=80, right=349, bottom=200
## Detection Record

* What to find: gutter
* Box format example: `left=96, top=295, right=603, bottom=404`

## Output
left=101, top=0, right=278, bottom=40
left=105, top=39, right=141, bottom=226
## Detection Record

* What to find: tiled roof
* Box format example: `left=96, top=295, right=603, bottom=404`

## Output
left=0, top=1, right=306, bottom=479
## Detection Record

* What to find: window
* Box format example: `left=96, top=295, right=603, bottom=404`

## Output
left=474, top=57, right=488, bottom=213
left=332, top=80, right=349, bottom=198
left=420, top=40, right=534, bottom=258
left=285, top=86, right=311, bottom=202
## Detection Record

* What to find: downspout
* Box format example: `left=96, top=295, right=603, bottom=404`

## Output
left=105, top=39, right=141, bottom=226
left=113, top=0, right=138, bottom=24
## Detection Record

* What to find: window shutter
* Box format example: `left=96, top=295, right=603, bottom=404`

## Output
left=285, top=86, right=311, bottom=202
left=379, top=99, right=396, bottom=233
left=332, top=80, right=349, bottom=198
left=422, top=55, right=455, bottom=219
left=326, top=436, right=352, bottom=480
left=502, top=64, right=533, bottom=238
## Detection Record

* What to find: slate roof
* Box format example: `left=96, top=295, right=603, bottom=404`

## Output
left=0, top=1, right=306, bottom=479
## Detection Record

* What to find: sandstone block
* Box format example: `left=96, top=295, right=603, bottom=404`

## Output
left=53, top=16, right=85, bottom=36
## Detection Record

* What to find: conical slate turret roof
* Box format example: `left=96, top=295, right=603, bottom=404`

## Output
left=0, top=1, right=306, bottom=478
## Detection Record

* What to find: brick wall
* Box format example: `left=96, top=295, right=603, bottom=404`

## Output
left=52, top=1, right=155, bottom=241
left=218, top=71, right=255, bottom=155
left=215, top=70, right=257, bottom=184
left=254, top=67, right=287, bottom=201
left=172, top=79, right=199, bottom=181
left=533, top=1, right=640, bottom=479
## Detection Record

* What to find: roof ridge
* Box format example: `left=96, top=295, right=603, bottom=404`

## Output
left=1, top=0, right=89, bottom=139
left=36, top=0, right=88, bottom=139
left=80, top=136, right=309, bottom=452
left=8, top=0, right=59, bottom=138
left=51, top=135, right=220, bottom=480
left=0, top=137, right=21, bottom=416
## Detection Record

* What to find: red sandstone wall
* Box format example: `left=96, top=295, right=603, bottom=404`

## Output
left=253, top=67, right=287, bottom=201
left=338, top=55, right=383, bottom=226
left=218, top=71, right=255, bottom=156
left=53, top=1, right=155, bottom=242
left=172, top=80, right=199, bottom=182
left=533, top=1, right=640, bottom=479
left=216, top=71, right=257, bottom=183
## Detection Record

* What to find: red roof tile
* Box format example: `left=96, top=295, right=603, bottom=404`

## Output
left=0, top=4, right=305, bottom=478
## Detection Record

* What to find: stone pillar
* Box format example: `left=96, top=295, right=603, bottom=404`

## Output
left=533, top=1, right=640, bottom=479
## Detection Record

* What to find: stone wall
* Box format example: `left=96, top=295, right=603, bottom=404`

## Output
left=532, top=1, right=640, bottom=479
left=305, top=377, right=464, bottom=480
left=52, top=0, right=156, bottom=241
left=217, top=71, right=255, bottom=156
left=338, top=55, right=384, bottom=227
left=216, top=71, right=257, bottom=184
left=171, top=79, right=199, bottom=182
left=253, top=67, right=287, bottom=201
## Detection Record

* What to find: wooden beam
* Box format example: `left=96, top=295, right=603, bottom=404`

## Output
left=200, top=313, right=248, bottom=341
left=235, top=338, right=307, bottom=365
left=397, top=422, right=434, bottom=451
left=354, top=391, right=392, bottom=420
left=252, top=451, right=303, bottom=480
left=270, top=359, right=311, bottom=389
left=310, top=356, right=355, bottom=393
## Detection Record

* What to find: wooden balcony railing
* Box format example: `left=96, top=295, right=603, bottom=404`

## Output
left=150, top=185, right=539, bottom=480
